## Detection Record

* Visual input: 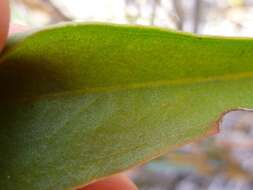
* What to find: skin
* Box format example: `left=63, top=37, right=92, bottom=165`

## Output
left=0, top=1, right=137, bottom=190
left=0, top=0, right=10, bottom=51
left=79, top=174, right=138, bottom=190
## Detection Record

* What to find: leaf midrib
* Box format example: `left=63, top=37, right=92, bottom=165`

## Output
left=3, top=71, right=253, bottom=103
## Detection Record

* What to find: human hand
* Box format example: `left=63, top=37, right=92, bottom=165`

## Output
left=0, top=0, right=9, bottom=51
left=0, top=0, right=138, bottom=189
left=79, top=174, right=138, bottom=190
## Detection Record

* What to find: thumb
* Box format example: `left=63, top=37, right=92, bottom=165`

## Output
left=78, top=174, right=138, bottom=190
left=0, top=0, right=10, bottom=51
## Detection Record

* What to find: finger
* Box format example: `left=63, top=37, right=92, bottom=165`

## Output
left=78, top=174, right=138, bottom=190
left=0, top=0, right=10, bottom=51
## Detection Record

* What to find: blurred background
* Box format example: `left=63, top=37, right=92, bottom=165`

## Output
left=10, top=0, right=253, bottom=189
left=10, top=0, right=253, bottom=36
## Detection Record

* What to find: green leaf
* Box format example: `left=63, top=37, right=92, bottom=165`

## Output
left=1, top=23, right=253, bottom=190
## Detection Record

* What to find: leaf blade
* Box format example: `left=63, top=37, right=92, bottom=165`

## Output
left=1, top=23, right=253, bottom=190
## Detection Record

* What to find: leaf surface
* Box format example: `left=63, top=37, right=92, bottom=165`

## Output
left=1, top=23, right=253, bottom=190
